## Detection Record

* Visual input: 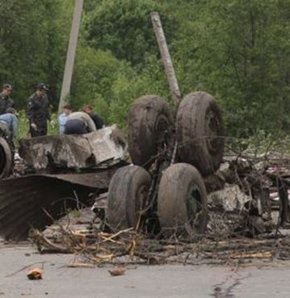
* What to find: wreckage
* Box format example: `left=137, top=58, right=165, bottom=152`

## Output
left=0, top=13, right=288, bottom=266
left=0, top=95, right=287, bottom=268
left=0, top=125, right=128, bottom=240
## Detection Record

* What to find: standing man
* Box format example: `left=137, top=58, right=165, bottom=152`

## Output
left=27, top=83, right=50, bottom=137
left=0, top=84, right=15, bottom=115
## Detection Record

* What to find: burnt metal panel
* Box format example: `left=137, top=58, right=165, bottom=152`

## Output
left=0, top=169, right=118, bottom=241
left=19, top=126, right=127, bottom=171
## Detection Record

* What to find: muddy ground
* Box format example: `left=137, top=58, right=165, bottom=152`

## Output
left=1, top=240, right=290, bottom=298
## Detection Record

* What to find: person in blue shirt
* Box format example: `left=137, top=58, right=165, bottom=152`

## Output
left=0, top=108, right=18, bottom=142
left=58, top=104, right=72, bottom=134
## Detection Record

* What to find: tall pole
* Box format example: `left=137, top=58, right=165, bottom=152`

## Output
left=150, top=12, right=182, bottom=107
left=58, top=0, right=84, bottom=112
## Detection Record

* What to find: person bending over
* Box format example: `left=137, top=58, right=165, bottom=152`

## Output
left=64, top=111, right=96, bottom=135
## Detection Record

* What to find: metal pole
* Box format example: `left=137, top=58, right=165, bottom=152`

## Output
left=58, top=0, right=84, bottom=112
left=150, top=12, right=182, bottom=106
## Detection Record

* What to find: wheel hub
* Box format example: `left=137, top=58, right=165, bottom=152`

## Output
left=187, top=185, right=202, bottom=227
left=206, top=111, right=222, bottom=155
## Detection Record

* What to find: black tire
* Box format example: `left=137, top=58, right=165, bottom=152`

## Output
left=157, top=163, right=208, bottom=236
left=107, top=165, right=151, bottom=231
left=176, top=91, right=224, bottom=176
left=128, top=95, right=174, bottom=167
left=0, top=137, right=12, bottom=178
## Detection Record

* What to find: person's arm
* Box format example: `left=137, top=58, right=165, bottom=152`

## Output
left=27, top=98, right=34, bottom=122
left=27, top=97, right=37, bottom=130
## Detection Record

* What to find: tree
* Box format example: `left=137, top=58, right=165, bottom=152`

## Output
left=0, top=0, right=73, bottom=108
left=170, top=0, right=290, bottom=136
left=84, top=0, right=175, bottom=67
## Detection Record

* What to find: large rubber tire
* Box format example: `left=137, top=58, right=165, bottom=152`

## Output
left=107, top=165, right=151, bottom=231
left=157, top=163, right=208, bottom=236
left=0, top=137, right=12, bottom=178
left=128, top=95, right=174, bottom=167
left=176, top=91, right=224, bottom=176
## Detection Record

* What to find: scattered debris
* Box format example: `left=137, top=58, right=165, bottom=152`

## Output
left=0, top=169, right=120, bottom=241
left=27, top=268, right=43, bottom=280
left=108, top=266, right=126, bottom=276
left=24, top=151, right=290, bottom=267
left=1, top=118, right=290, bottom=268
left=0, top=126, right=129, bottom=241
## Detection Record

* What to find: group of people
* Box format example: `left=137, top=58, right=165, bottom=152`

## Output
left=0, top=84, right=17, bottom=144
left=0, top=82, right=104, bottom=147
left=58, top=104, right=104, bottom=135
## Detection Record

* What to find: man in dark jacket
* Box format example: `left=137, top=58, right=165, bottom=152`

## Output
left=27, top=83, right=50, bottom=137
left=0, top=84, right=15, bottom=115
left=82, top=104, right=104, bottom=129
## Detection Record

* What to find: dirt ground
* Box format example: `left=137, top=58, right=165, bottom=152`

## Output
left=1, top=240, right=290, bottom=298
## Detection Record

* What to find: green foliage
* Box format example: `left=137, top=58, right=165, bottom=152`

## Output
left=0, top=0, right=73, bottom=109
left=84, top=0, right=175, bottom=67
left=227, top=130, right=290, bottom=157
left=3, top=0, right=290, bottom=140
left=17, top=110, right=30, bottom=141
left=17, top=111, right=58, bottom=143
left=169, top=0, right=290, bottom=137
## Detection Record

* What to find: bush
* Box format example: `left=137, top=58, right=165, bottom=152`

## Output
left=17, top=111, right=59, bottom=143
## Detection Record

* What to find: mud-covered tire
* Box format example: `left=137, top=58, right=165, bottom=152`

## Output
left=0, top=137, right=12, bottom=178
left=176, top=91, right=224, bottom=176
left=157, top=163, right=208, bottom=236
left=107, top=165, right=151, bottom=231
left=128, top=95, right=174, bottom=167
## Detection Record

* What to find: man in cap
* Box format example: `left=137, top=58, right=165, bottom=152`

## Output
left=0, top=84, right=15, bottom=115
left=27, top=83, right=50, bottom=137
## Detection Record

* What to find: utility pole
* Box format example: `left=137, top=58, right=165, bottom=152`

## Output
left=150, top=12, right=182, bottom=107
left=58, top=0, right=84, bottom=112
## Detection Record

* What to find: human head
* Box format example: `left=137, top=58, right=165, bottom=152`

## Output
left=2, top=84, right=13, bottom=96
left=63, top=104, right=72, bottom=115
left=82, top=104, right=93, bottom=114
left=36, top=83, right=48, bottom=96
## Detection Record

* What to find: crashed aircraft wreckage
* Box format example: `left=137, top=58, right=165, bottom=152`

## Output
left=0, top=125, right=128, bottom=240
left=0, top=114, right=287, bottom=243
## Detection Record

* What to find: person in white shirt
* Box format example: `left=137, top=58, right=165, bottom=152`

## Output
left=58, top=105, right=72, bottom=134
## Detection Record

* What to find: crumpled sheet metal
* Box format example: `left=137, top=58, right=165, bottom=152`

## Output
left=0, top=170, right=117, bottom=241
left=208, top=184, right=251, bottom=212
left=19, top=125, right=127, bottom=170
